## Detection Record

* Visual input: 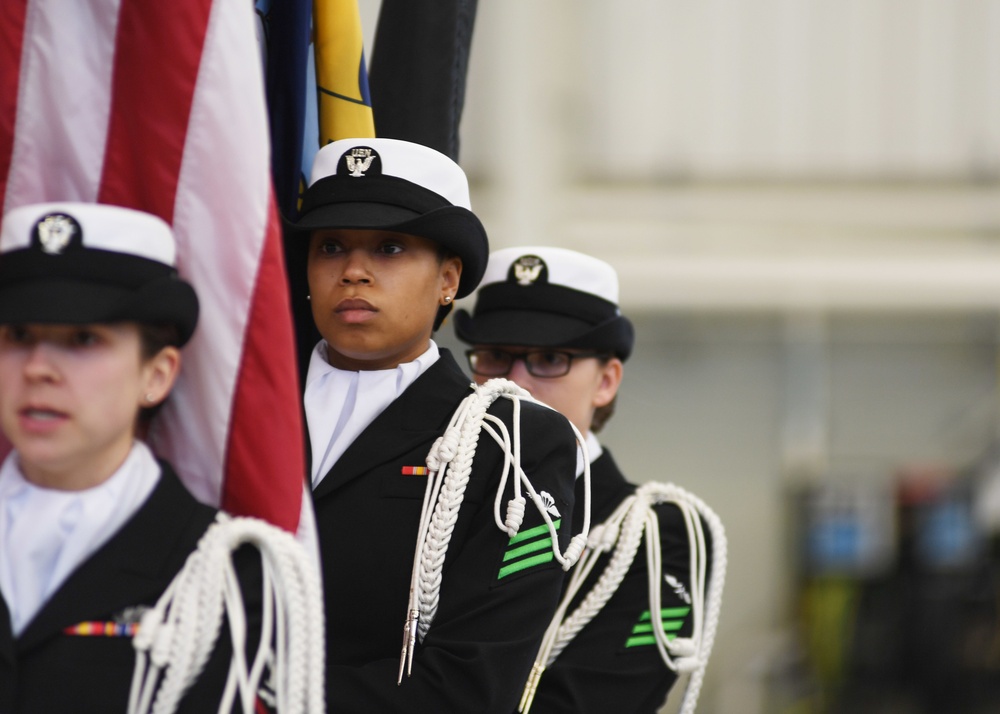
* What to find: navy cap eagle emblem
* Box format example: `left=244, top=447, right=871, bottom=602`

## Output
left=511, top=255, right=545, bottom=286
left=36, top=213, right=78, bottom=255
left=345, top=148, right=376, bottom=177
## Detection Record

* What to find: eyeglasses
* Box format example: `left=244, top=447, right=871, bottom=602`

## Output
left=465, top=348, right=607, bottom=379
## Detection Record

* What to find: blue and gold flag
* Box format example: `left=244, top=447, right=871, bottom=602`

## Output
left=314, top=0, right=375, bottom=145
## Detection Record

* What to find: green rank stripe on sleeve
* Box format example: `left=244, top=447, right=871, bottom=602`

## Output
left=497, top=519, right=561, bottom=580
left=507, top=519, right=561, bottom=545
left=625, top=607, right=692, bottom=648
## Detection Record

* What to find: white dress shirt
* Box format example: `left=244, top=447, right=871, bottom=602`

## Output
left=577, top=430, right=603, bottom=477
left=304, top=340, right=440, bottom=487
left=0, top=441, right=160, bottom=635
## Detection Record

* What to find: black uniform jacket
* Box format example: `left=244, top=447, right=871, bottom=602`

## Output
left=313, top=349, right=578, bottom=713
left=0, top=462, right=263, bottom=714
left=527, top=449, right=704, bottom=714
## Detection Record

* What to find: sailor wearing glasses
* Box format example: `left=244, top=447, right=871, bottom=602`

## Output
left=455, top=247, right=726, bottom=714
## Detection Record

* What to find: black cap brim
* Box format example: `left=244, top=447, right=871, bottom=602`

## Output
left=0, top=277, right=199, bottom=346
left=453, top=308, right=635, bottom=361
left=292, top=205, right=487, bottom=299
left=289, top=175, right=489, bottom=298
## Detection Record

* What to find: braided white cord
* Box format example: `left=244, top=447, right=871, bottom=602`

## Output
left=414, top=384, right=489, bottom=640
left=546, top=493, right=647, bottom=663
left=127, top=515, right=326, bottom=714
left=484, top=385, right=593, bottom=568
left=400, top=394, right=474, bottom=677
left=644, top=497, right=701, bottom=671
left=519, top=482, right=727, bottom=714
left=476, top=381, right=592, bottom=570
left=403, top=378, right=592, bottom=650
left=484, top=405, right=524, bottom=534
left=649, top=484, right=726, bottom=714
left=129, top=528, right=227, bottom=714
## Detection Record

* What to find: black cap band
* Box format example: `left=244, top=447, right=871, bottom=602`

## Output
left=299, top=174, right=453, bottom=222
left=471, top=282, right=621, bottom=325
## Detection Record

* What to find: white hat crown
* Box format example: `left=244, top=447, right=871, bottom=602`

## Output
left=1, top=202, right=177, bottom=265
left=310, top=137, right=472, bottom=210
left=483, top=246, right=620, bottom=305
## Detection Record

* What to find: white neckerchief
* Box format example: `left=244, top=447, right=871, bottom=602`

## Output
left=0, top=441, right=161, bottom=635
left=576, top=430, right=603, bottom=478
left=304, top=340, right=440, bottom=487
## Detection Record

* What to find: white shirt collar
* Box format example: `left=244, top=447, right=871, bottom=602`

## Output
left=576, top=430, right=603, bottom=478
left=304, top=340, right=440, bottom=487
left=0, top=441, right=161, bottom=635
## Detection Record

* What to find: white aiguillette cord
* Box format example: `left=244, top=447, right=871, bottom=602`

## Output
left=127, top=515, right=326, bottom=714
left=519, top=482, right=727, bottom=714
left=398, top=377, right=592, bottom=683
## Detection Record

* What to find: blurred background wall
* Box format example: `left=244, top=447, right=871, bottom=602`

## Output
left=361, top=2, right=1000, bottom=711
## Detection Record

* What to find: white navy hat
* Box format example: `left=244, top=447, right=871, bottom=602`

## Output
left=292, top=137, right=488, bottom=298
left=454, top=246, right=635, bottom=360
left=0, top=202, right=199, bottom=345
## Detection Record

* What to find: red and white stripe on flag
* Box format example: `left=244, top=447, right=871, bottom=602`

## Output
left=0, top=0, right=306, bottom=532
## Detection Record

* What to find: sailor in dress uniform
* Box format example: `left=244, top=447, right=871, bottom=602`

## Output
left=0, top=202, right=271, bottom=713
left=289, top=138, right=583, bottom=713
left=455, top=247, right=726, bottom=714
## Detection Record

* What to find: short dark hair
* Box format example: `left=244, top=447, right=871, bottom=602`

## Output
left=139, top=322, right=182, bottom=358
left=591, top=395, right=617, bottom=433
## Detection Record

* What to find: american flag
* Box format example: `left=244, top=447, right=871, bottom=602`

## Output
left=0, top=0, right=307, bottom=533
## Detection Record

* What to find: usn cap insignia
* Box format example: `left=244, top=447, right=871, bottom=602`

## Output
left=510, top=255, right=546, bottom=286
left=35, top=213, right=79, bottom=255
left=340, top=146, right=379, bottom=178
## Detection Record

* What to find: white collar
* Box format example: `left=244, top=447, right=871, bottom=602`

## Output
left=0, top=441, right=161, bottom=635
left=576, top=431, right=603, bottom=477
left=304, top=340, right=440, bottom=486
left=305, top=340, right=440, bottom=390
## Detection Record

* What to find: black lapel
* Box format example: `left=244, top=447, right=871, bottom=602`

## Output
left=311, top=350, right=473, bottom=500
left=17, top=464, right=214, bottom=653
left=0, top=594, right=12, bottom=666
